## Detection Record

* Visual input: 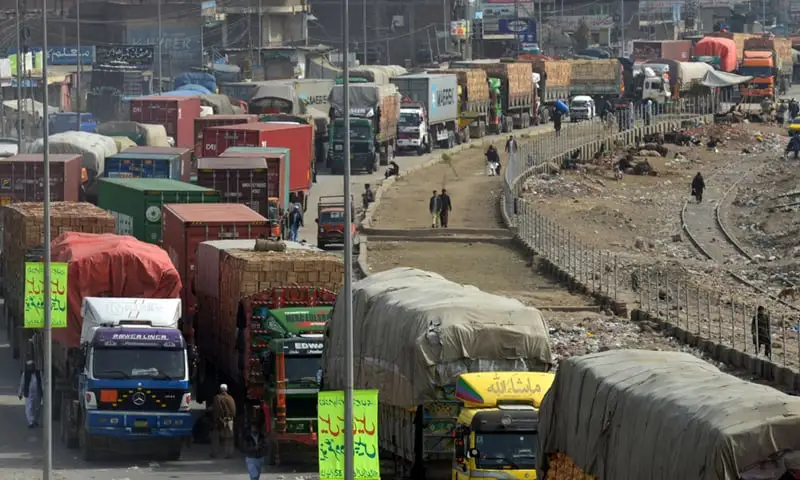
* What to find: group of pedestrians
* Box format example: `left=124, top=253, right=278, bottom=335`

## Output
left=429, top=189, right=453, bottom=228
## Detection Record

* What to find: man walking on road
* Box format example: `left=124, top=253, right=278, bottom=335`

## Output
left=439, top=189, right=452, bottom=228
left=691, top=172, right=705, bottom=203
left=211, top=383, right=236, bottom=458
left=429, top=190, right=442, bottom=228
left=18, top=360, right=42, bottom=428
left=752, top=306, right=772, bottom=359
left=288, top=204, right=303, bottom=241
left=505, top=135, right=517, bottom=163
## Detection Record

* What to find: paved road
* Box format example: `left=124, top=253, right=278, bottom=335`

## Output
left=0, top=328, right=319, bottom=480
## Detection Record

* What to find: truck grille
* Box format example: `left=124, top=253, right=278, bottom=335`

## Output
left=93, top=388, right=184, bottom=411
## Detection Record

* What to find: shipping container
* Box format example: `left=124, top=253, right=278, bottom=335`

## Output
left=124, top=146, right=194, bottom=182
left=97, top=178, right=219, bottom=244
left=161, top=203, right=269, bottom=320
left=202, top=123, right=313, bottom=204
left=0, top=154, right=82, bottom=204
left=193, top=114, right=259, bottom=157
left=104, top=151, right=184, bottom=180
left=195, top=157, right=270, bottom=216
left=129, top=96, right=201, bottom=148
left=632, top=40, right=692, bottom=62
left=391, top=73, right=459, bottom=125
left=220, top=147, right=291, bottom=211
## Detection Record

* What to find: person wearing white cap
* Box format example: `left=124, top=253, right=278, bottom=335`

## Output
left=18, top=360, right=43, bottom=428
left=211, top=383, right=236, bottom=458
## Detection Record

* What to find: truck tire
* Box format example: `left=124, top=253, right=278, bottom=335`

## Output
left=379, top=149, right=389, bottom=166
left=504, top=117, right=514, bottom=132
left=447, top=131, right=456, bottom=149
left=521, top=112, right=531, bottom=128
left=163, top=439, right=182, bottom=461
left=463, top=127, right=470, bottom=144
left=61, top=398, right=78, bottom=449
left=478, top=121, right=487, bottom=138
left=79, top=422, right=98, bottom=461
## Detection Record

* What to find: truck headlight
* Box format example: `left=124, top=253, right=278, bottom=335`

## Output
left=179, top=392, right=192, bottom=411
left=85, top=391, right=97, bottom=410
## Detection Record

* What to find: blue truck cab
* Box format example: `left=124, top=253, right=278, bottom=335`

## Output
left=61, top=297, right=193, bottom=461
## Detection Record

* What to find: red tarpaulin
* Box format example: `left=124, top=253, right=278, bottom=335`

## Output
left=694, top=37, right=737, bottom=73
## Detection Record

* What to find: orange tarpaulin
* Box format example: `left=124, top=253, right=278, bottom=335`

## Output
left=51, top=232, right=182, bottom=349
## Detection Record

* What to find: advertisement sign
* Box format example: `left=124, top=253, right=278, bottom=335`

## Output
left=498, top=19, right=537, bottom=43
left=24, top=262, right=68, bottom=328
left=317, top=390, right=379, bottom=479
left=48, top=46, right=96, bottom=65
left=96, top=44, right=155, bottom=67
left=450, top=20, right=469, bottom=39
left=128, top=27, right=199, bottom=61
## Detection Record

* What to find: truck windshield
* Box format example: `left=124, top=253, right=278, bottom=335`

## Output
left=332, top=123, right=372, bottom=141
left=93, top=348, right=186, bottom=380
left=474, top=432, right=537, bottom=470
left=399, top=112, right=422, bottom=126
left=740, top=67, right=773, bottom=78
left=319, top=211, right=345, bottom=224
left=285, top=355, right=322, bottom=383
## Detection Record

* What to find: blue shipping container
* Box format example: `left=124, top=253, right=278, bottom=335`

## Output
left=104, top=153, right=182, bottom=180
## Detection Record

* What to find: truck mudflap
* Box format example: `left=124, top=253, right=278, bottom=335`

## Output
left=85, top=411, right=193, bottom=438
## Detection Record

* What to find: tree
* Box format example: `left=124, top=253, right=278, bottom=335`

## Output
left=574, top=20, right=591, bottom=51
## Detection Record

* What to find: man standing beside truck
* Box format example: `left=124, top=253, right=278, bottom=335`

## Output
left=211, top=383, right=236, bottom=459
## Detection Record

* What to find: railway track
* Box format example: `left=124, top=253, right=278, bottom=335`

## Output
left=681, top=159, right=800, bottom=313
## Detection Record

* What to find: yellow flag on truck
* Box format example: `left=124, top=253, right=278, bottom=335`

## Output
left=24, top=262, right=69, bottom=329
left=317, top=389, right=380, bottom=480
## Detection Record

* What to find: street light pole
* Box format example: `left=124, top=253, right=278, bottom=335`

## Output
left=41, top=1, right=53, bottom=478
left=342, top=0, right=355, bottom=476
left=363, top=0, right=367, bottom=64
left=76, top=0, right=81, bottom=120
left=620, top=0, right=625, bottom=56
left=14, top=0, right=22, bottom=148
left=157, top=0, right=162, bottom=93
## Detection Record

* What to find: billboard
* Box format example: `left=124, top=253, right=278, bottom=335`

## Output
left=7, top=46, right=96, bottom=66
left=127, top=26, right=200, bottom=62
left=96, top=45, right=155, bottom=67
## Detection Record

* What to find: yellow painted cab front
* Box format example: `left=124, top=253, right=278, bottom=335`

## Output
left=451, top=372, right=555, bottom=480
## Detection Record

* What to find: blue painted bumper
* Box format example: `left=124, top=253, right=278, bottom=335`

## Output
left=85, top=410, right=193, bottom=438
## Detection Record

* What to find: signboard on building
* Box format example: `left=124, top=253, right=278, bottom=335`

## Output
left=127, top=27, right=200, bottom=62
left=96, top=44, right=155, bottom=67
left=552, top=15, right=614, bottom=31
left=450, top=20, right=469, bottom=39
left=8, top=46, right=96, bottom=66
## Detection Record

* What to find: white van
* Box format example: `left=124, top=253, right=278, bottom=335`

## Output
left=570, top=96, right=596, bottom=122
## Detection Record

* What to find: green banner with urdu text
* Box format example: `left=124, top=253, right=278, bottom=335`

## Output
left=317, top=389, right=379, bottom=479
left=24, top=262, right=68, bottom=328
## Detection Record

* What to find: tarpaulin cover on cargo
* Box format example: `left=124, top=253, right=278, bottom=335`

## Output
left=702, top=70, right=753, bottom=88
left=50, top=232, right=182, bottom=350
left=251, top=83, right=300, bottom=106
left=329, top=83, right=400, bottom=115
left=323, top=268, right=553, bottom=408
left=96, top=121, right=170, bottom=148
left=348, top=65, right=408, bottom=84
left=27, top=131, right=117, bottom=175
left=537, top=350, right=800, bottom=480
left=694, top=37, right=737, bottom=73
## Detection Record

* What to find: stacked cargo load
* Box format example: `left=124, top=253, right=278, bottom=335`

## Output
left=348, top=65, right=408, bottom=84
left=2, top=202, right=115, bottom=358
left=95, top=121, right=171, bottom=147
left=538, top=350, right=800, bottom=480
left=0, top=154, right=83, bottom=203
left=531, top=59, right=572, bottom=102
left=323, top=267, right=553, bottom=478
left=433, top=68, right=490, bottom=137
left=568, top=59, right=622, bottom=96
left=692, top=36, right=737, bottom=72
left=706, top=32, right=760, bottom=63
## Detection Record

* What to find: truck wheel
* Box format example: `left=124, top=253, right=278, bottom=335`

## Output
left=463, top=127, right=470, bottom=144
left=163, top=439, right=182, bottom=461
left=505, top=117, right=515, bottom=132
left=522, top=113, right=531, bottom=128
left=478, top=121, right=487, bottom=138
left=447, top=131, right=456, bottom=149
left=61, top=396, right=79, bottom=448
left=379, top=149, right=389, bottom=166
left=317, top=241, right=326, bottom=250
left=79, top=423, right=97, bottom=461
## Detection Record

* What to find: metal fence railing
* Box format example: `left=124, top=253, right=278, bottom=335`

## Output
left=501, top=92, right=800, bottom=370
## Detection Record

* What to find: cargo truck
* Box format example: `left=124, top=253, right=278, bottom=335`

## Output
left=432, top=68, right=491, bottom=139
left=36, top=231, right=188, bottom=460
left=0, top=154, right=83, bottom=203
left=220, top=146, right=291, bottom=213
left=739, top=36, right=793, bottom=100
left=130, top=96, right=201, bottom=149
left=194, top=240, right=344, bottom=463
left=643, top=60, right=714, bottom=98
left=322, top=268, right=553, bottom=480
left=391, top=73, right=459, bottom=153
left=2, top=203, right=116, bottom=359
left=450, top=60, right=534, bottom=133
left=537, top=350, right=800, bottom=480
left=631, top=40, right=692, bottom=62
left=124, top=147, right=195, bottom=182
left=692, top=36, right=737, bottom=72
left=345, top=65, right=408, bottom=84
left=194, top=114, right=259, bottom=158
left=104, top=151, right=189, bottom=183
left=161, top=203, right=270, bottom=327
left=452, top=372, right=555, bottom=480
left=202, top=123, right=314, bottom=211
left=328, top=83, right=400, bottom=174
left=97, top=178, right=219, bottom=244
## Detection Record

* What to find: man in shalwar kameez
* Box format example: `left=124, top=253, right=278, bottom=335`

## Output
left=18, top=360, right=42, bottom=428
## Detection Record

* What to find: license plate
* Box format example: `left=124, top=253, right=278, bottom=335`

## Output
left=134, top=420, right=148, bottom=428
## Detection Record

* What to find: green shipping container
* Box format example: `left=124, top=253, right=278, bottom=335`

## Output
left=97, top=178, right=220, bottom=244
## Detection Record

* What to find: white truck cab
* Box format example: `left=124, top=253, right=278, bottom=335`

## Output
left=397, top=104, right=431, bottom=155
left=569, top=95, right=596, bottom=121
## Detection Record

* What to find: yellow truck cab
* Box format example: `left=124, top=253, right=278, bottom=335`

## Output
left=452, top=372, right=555, bottom=480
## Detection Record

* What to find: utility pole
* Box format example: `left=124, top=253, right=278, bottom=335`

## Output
left=157, top=0, right=162, bottom=93
left=14, top=0, right=22, bottom=148
left=76, top=0, right=81, bottom=118
left=258, top=0, right=263, bottom=64
left=620, top=0, right=625, bottom=56
left=363, top=0, right=367, bottom=64
left=342, top=0, right=355, bottom=478
left=41, top=0, right=53, bottom=478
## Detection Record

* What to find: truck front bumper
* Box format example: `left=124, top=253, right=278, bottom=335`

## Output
left=85, top=410, right=193, bottom=438
left=397, top=139, right=422, bottom=148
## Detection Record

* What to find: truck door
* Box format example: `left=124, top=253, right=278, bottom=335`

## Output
left=452, top=425, right=471, bottom=480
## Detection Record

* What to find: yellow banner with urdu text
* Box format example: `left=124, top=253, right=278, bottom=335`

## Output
left=317, top=389, right=379, bottom=480
left=24, top=262, right=68, bottom=329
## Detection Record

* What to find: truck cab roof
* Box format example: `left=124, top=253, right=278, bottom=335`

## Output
left=455, top=371, right=555, bottom=409
left=91, top=326, right=185, bottom=349
left=80, top=297, right=181, bottom=344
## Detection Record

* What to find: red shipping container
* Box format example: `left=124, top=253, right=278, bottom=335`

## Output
left=196, top=157, right=269, bottom=216
left=123, top=146, right=194, bottom=182
left=194, top=114, right=259, bottom=157
left=219, top=150, right=289, bottom=211
left=202, top=123, right=313, bottom=201
left=0, top=154, right=83, bottom=204
left=130, top=96, right=202, bottom=149
left=161, top=203, right=269, bottom=320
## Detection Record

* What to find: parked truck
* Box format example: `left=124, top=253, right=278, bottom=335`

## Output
left=220, top=146, right=291, bottom=213
left=322, top=268, right=553, bottom=479
left=328, top=83, right=400, bottom=174
left=692, top=36, right=737, bottom=72
left=391, top=73, right=459, bottom=153
left=345, top=65, right=408, bottom=84
left=451, top=372, right=555, bottom=480
left=194, top=240, right=345, bottom=463
left=537, top=350, right=800, bottom=480
left=39, top=232, right=188, bottom=460
left=129, top=96, right=201, bottom=148
left=450, top=60, right=534, bottom=133
left=739, top=36, right=793, bottom=100
left=643, top=59, right=714, bottom=98
left=432, top=68, right=491, bottom=139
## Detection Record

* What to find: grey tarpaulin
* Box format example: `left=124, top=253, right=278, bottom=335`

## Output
left=328, top=83, right=399, bottom=114
left=702, top=70, right=754, bottom=88
left=199, top=94, right=237, bottom=115
left=27, top=131, right=117, bottom=174
left=95, top=121, right=169, bottom=147
left=250, top=83, right=300, bottom=107
left=322, top=268, right=553, bottom=408
left=537, top=350, right=800, bottom=480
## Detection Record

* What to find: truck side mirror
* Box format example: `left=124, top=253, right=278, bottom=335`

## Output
left=315, top=218, right=319, bottom=223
